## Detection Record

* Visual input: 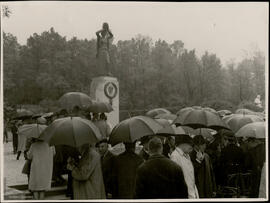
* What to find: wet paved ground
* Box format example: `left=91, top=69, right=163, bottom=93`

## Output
left=3, top=133, right=69, bottom=200
left=2, top=132, right=142, bottom=200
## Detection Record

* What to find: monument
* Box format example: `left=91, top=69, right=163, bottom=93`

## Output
left=90, top=23, right=119, bottom=128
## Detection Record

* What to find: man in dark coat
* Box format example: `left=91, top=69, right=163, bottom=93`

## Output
left=111, top=142, right=143, bottom=199
left=96, top=139, right=115, bottom=198
left=190, top=135, right=216, bottom=198
left=11, top=122, right=18, bottom=154
left=135, top=137, right=188, bottom=199
left=245, top=140, right=265, bottom=197
left=219, top=131, right=245, bottom=186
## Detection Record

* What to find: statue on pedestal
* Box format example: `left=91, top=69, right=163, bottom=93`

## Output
left=96, top=22, right=114, bottom=76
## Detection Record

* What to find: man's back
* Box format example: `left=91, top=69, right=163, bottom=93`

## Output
left=111, top=151, right=143, bottom=199
left=135, top=154, right=188, bottom=199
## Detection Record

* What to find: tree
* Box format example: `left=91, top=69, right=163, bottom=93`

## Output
left=2, top=5, right=11, bottom=18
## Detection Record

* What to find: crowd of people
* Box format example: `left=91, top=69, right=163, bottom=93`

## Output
left=4, top=106, right=266, bottom=200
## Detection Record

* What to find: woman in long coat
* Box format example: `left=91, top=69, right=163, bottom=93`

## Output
left=68, top=144, right=106, bottom=199
left=27, top=139, right=55, bottom=199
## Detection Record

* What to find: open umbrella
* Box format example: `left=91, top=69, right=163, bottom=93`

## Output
left=39, top=117, right=102, bottom=147
left=235, top=108, right=254, bottom=115
left=235, top=122, right=265, bottom=139
left=37, top=117, right=47, bottom=124
left=145, top=108, right=171, bottom=118
left=218, top=110, right=232, bottom=117
left=154, top=113, right=177, bottom=121
left=224, top=114, right=264, bottom=133
left=59, top=92, right=93, bottom=111
left=176, top=107, right=194, bottom=116
left=203, top=107, right=217, bottom=114
left=88, top=101, right=113, bottom=113
left=154, top=118, right=171, bottom=127
left=193, top=128, right=217, bottom=142
left=18, top=124, right=47, bottom=139
left=109, top=116, right=163, bottom=146
left=157, top=125, right=187, bottom=136
left=14, top=109, right=33, bottom=119
left=173, top=108, right=229, bottom=130
left=42, top=112, right=55, bottom=118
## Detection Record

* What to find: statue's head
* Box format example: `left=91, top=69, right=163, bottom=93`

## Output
left=102, top=22, right=109, bottom=31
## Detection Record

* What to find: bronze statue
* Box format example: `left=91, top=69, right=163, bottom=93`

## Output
left=96, top=22, right=114, bottom=76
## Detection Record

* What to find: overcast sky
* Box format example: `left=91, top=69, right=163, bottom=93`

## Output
left=2, top=1, right=268, bottom=65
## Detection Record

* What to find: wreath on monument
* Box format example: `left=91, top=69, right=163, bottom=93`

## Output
left=104, top=82, right=118, bottom=99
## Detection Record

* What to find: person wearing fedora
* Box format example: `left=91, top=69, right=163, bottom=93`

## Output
left=170, top=134, right=199, bottom=199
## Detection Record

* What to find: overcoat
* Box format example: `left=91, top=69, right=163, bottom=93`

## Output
left=72, top=148, right=106, bottom=199
left=135, top=154, right=188, bottom=199
left=111, top=150, right=143, bottom=198
left=27, top=141, right=55, bottom=191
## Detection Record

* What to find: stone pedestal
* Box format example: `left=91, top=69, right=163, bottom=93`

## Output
left=90, top=76, right=119, bottom=128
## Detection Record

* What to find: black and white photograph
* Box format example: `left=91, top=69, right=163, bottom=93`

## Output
left=0, top=1, right=268, bottom=201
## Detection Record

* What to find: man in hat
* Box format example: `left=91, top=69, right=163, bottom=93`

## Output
left=96, top=139, right=115, bottom=198
left=218, top=130, right=245, bottom=187
left=111, top=142, right=143, bottom=199
left=170, top=134, right=199, bottom=198
left=135, top=137, right=188, bottom=199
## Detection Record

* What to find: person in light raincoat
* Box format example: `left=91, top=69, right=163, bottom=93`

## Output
left=67, top=144, right=106, bottom=199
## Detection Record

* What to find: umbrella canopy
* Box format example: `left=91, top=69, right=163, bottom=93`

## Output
left=145, top=108, right=171, bottom=118
left=14, top=109, right=33, bottom=119
left=42, top=112, right=54, bottom=118
left=39, top=117, right=102, bottom=147
left=18, top=124, right=47, bottom=139
left=235, top=109, right=265, bottom=119
left=59, top=92, right=92, bottom=111
left=193, top=128, right=217, bottom=142
left=224, top=114, right=264, bottom=133
left=218, top=110, right=232, bottom=117
left=109, top=116, right=163, bottom=146
left=203, top=107, right=217, bottom=114
left=235, top=122, right=265, bottom=139
left=176, top=107, right=194, bottom=116
left=154, top=118, right=171, bottom=127
left=156, top=125, right=187, bottom=136
left=173, top=108, right=229, bottom=130
left=154, top=113, right=177, bottom=121
left=235, top=108, right=254, bottom=115
left=37, top=117, right=47, bottom=124
left=88, top=101, right=113, bottom=113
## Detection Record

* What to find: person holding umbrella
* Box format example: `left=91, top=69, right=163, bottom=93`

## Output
left=27, top=137, right=56, bottom=200
left=111, top=142, right=144, bottom=199
left=170, top=134, right=199, bottom=199
left=67, top=143, right=106, bottom=199
left=190, top=135, right=216, bottom=198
